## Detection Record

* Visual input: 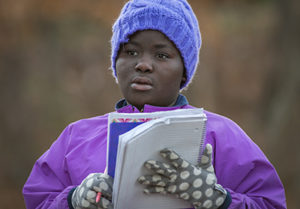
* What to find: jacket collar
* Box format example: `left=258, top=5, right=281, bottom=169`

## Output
left=115, top=94, right=190, bottom=113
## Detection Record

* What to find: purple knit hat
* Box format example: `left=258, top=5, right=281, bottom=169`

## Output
left=111, top=0, right=201, bottom=89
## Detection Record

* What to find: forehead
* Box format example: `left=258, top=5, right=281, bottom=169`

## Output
left=127, top=30, right=178, bottom=49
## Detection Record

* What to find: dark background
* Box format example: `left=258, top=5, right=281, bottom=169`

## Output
left=0, top=0, right=299, bottom=208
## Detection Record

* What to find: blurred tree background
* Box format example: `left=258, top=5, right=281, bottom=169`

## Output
left=0, top=0, right=299, bottom=208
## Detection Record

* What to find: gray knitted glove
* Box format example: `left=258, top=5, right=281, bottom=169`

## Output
left=137, top=144, right=227, bottom=209
left=72, top=173, right=113, bottom=209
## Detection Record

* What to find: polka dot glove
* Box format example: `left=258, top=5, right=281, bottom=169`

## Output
left=137, top=144, right=227, bottom=209
left=71, top=173, right=113, bottom=209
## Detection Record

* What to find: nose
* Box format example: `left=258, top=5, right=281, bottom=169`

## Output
left=135, top=55, right=153, bottom=73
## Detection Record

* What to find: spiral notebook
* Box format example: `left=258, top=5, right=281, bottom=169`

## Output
left=109, top=110, right=207, bottom=209
left=107, top=108, right=205, bottom=178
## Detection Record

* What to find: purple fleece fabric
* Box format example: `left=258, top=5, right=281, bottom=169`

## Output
left=23, top=104, right=286, bottom=209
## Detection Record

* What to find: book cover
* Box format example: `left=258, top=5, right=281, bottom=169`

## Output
left=108, top=122, right=143, bottom=177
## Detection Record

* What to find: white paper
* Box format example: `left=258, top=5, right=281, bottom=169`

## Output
left=113, top=113, right=207, bottom=209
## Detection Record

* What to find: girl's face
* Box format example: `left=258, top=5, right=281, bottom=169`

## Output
left=116, top=30, right=186, bottom=110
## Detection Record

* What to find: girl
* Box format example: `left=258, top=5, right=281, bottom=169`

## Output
left=23, top=0, right=286, bottom=209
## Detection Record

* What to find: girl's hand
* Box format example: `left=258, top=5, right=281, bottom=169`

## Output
left=72, top=173, right=113, bottom=209
left=138, top=144, right=227, bottom=209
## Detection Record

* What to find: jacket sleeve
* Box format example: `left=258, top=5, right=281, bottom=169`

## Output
left=23, top=125, right=76, bottom=209
left=205, top=112, right=287, bottom=209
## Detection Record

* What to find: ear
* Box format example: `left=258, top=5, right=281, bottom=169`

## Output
left=180, top=70, right=187, bottom=86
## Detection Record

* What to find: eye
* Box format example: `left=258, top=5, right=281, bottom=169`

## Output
left=127, top=50, right=138, bottom=56
left=156, top=53, right=169, bottom=60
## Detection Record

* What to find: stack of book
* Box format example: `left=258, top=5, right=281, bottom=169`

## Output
left=106, top=108, right=207, bottom=209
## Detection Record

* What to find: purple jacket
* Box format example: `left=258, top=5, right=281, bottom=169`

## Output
left=23, top=102, right=286, bottom=209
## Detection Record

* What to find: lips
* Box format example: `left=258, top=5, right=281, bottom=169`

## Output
left=131, top=76, right=153, bottom=91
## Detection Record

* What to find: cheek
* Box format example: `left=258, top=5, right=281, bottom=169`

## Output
left=116, top=58, right=134, bottom=88
left=115, top=58, right=127, bottom=79
left=162, top=64, right=185, bottom=84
